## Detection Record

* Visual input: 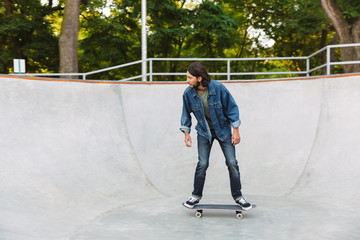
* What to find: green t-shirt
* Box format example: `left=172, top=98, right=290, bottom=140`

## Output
left=198, top=88, right=214, bottom=130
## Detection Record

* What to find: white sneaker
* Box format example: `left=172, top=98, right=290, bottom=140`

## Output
left=236, top=197, right=252, bottom=210
left=184, top=197, right=200, bottom=208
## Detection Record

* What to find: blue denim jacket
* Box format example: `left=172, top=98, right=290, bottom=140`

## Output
left=180, top=80, right=241, bottom=142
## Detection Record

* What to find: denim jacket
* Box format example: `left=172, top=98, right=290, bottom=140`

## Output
left=180, top=80, right=241, bottom=142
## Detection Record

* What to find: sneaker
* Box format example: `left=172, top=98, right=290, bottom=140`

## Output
left=184, top=197, right=200, bottom=208
left=236, top=197, right=252, bottom=210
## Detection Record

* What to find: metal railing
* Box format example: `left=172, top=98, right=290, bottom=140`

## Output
left=147, top=56, right=309, bottom=82
left=10, top=43, right=360, bottom=81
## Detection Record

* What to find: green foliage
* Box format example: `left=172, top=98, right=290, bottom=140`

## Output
left=223, top=0, right=336, bottom=77
left=337, top=0, right=360, bottom=24
left=0, top=0, right=60, bottom=73
left=78, top=8, right=141, bottom=80
left=146, top=0, right=192, bottom=80
left=186, top=1, right=238, bottom=58
left=148, top=0, right=191, bottom=57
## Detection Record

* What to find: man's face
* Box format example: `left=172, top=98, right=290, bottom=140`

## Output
left=186, top=71, right=201, bottom=89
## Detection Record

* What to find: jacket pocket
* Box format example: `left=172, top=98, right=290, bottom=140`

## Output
left=213, top=102, right=222, bottom=110
left=191, top=104, right=203, bottom=122
left=191, top=104, right=201, bottom=112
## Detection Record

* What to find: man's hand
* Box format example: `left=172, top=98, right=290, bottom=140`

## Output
left=232, top=128, right=241, bottom=146
left=184, top=132, right=192, bottom=147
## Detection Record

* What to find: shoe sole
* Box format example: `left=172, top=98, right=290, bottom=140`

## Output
left=183, top=203, right=196, bottom=208
left=237, top=204, right=252, bottom=211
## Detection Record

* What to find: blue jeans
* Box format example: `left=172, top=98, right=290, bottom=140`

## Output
left=192, top=131, right=243, bottom=200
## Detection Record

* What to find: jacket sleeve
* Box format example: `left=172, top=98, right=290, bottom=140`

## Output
left=221, top=86, right=241, bottom=128
left=180, top=93, right=192, bottom=133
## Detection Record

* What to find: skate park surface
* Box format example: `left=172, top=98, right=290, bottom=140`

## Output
left=1, top=73, right=360, bottom=240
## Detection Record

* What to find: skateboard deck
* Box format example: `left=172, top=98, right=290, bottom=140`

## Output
left=183, top=203, right=256, bottom=219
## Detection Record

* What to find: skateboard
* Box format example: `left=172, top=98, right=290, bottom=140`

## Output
left=183, top=203, right=256, bottom=219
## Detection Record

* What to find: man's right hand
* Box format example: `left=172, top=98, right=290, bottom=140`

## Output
left=184, top=132, right=192, bottom=147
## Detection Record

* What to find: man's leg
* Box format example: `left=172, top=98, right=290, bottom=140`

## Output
left=218, top=135, right=243, bottom=200
left=192, top=134, right=213, bottom=199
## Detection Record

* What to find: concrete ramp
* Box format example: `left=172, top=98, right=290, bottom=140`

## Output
left=0, top=74, right=360, bottom=240
left=0, top=78, right=161, bottom=239
left=289, top=77, right=360, bottom=203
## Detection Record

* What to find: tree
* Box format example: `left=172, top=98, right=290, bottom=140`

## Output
left=221, top=0, right=334, bottom=77
left=78, top=0, right=142, bottom=80
left=222, top=0, right=276, bottom=78
left=321, top=0, right=360, bottom=73
left=187, top=1, right=237, bottom=58
left=59, top=0, right=80, bottom=78
left=147, top=0, right=192, bottom=80
left=185, top=1, right=238, bottom=78
left=0, top=0, right=60, bottom=73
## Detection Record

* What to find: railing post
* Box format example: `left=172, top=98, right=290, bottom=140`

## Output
left=306, top=58, right=310, bottom=77
left=141, top=0, right=147, bottom=81
left=326, top=46, right=331, bottom=75
left=227, top=59, right=231, bottom=81
left=150, top=59, right=153, bottom=82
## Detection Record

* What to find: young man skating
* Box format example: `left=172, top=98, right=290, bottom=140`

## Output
left=180, top=62, right=252, bottom=210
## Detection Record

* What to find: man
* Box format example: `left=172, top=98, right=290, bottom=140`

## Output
left=180, top=62, right=252, bottom=210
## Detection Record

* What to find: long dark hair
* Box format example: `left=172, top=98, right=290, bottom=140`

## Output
left=187, top=62, right=211, bottom=87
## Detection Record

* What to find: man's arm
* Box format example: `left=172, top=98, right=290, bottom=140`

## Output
left=180, top=92, right=192, bottom=147
left=221, top=86, right=241, bottom=129
left=232, top=127, right=241, bottom=146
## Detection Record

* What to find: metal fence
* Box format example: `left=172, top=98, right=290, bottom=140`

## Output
left=10, top=43, right=360, bottom=81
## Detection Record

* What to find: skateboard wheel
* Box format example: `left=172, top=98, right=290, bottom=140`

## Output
left=236, top=213, right=243, bottom=219
left=195, top=211, right=202, bottom=218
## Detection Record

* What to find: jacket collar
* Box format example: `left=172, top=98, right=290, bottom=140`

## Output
left=191, top=80, right=215, bottom=97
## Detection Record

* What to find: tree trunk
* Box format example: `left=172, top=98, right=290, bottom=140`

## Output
left=59, top=0, right=80, bottom=79
left=321, top=0, right=360, bottom=73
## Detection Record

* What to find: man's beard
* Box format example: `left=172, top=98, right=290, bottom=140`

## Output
left=191, top=81, right=201, bottom=89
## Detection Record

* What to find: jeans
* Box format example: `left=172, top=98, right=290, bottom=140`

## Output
left=192, top=131, right=243, bottom=200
